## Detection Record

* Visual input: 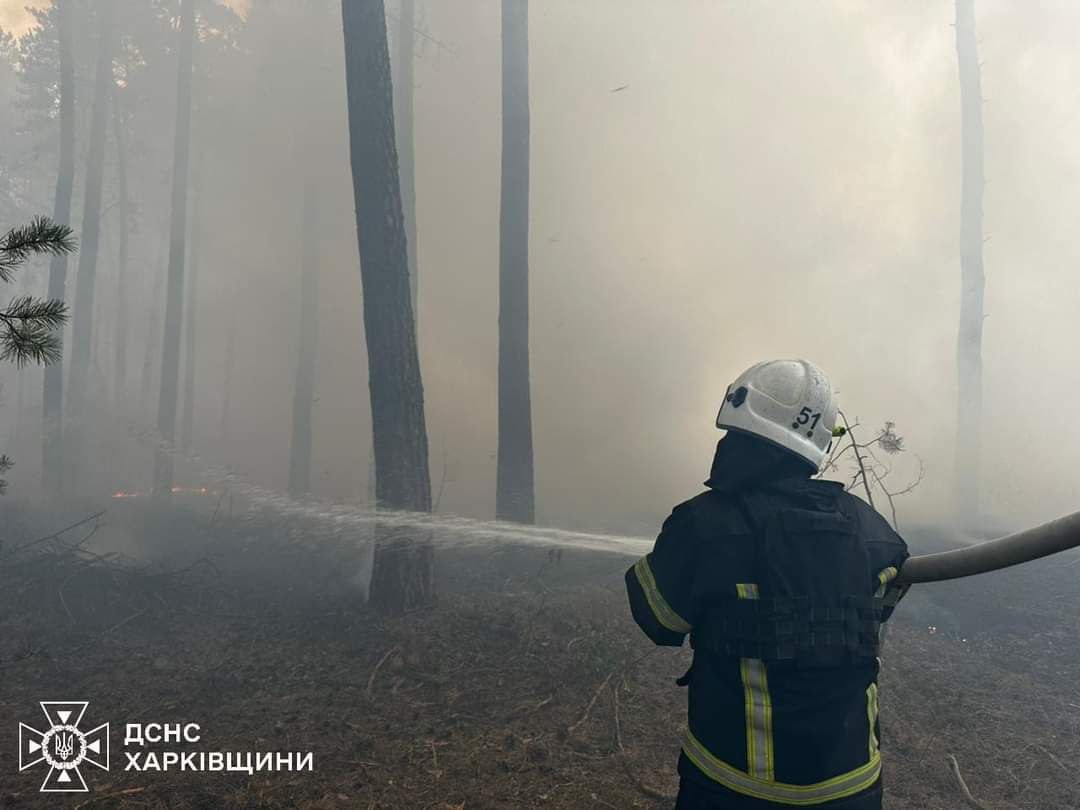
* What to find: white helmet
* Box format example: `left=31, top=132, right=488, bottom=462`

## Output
left=715, top=359, right=837, bottom=470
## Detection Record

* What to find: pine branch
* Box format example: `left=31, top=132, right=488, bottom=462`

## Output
left=2, top=295, right=68, bottom=328
left=0, top=295, right=69, bottom=367
left=0, top=216, right=77, bottom=282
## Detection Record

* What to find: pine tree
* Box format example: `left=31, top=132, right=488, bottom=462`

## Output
left=496, top=0, right=535, bottom=524
left=152, top=0, right=197, bottom=500
left=341, top=0, right=433, bottom=613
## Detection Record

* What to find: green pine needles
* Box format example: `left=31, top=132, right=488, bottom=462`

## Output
left=0, top=216, right=74, bottom=368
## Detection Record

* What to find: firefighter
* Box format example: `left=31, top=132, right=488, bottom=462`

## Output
left=626, top=359, right=908, bottom=809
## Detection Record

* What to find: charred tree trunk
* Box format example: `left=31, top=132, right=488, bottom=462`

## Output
left=287, top=180, right=319, bottom=498
left=394, top=0, right=418, bottom=331
left=180, top=153, right=202, bottom=454
left=152, top=0, right=196, bottom=500
left=41, top=0, right=76, bottom=496
left=112, top=96, right=130, bottom=408
left=496, top=0, right=535, bottom=524
left=341, top=0, right=433, bottom=613
left=66, top=0, right=117, bottom=475
left=954, top=0, right=985, bottom=525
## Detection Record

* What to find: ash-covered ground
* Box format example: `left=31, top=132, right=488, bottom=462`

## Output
left=1, top=503, right=1078, bottom=809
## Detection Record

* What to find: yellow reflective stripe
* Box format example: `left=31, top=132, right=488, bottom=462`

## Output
left=867, top=683, right=880, bottom=759
left=736, top=582, right=759, bottom=599
left=683, top=728, right=882, bottom=806
left=633, top=556, right=691, bottom=634
left=874, top=566, right=898, bottom=597
left=736, top=583, right=773, bottom=780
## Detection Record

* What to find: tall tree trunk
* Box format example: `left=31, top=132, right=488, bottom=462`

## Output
left=496, top=0, right=535, bottom=524
left=180, top=153, right=202, bottom=454
left=67, top=0, right=118, bottom=425
left=112, top=96, right=130, bottom=409
left=219, top=313, right=236, bottom=449
left=152, top=0, right=196, bottom=500
left=341, top=0, right=433, bottom=614
left=287, top=180, right=319, bottom=498
left=954, top=0, right=984, bottom=525
left=41, top=0, right=76, bottom=496
left=394, top=0, right=418, bottom=331
left=141, top=231, right=166, bottom=419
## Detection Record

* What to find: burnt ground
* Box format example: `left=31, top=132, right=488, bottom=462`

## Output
left=1, top=504, right=1079, bottom=809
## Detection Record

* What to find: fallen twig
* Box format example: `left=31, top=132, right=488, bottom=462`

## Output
left=367, top=644, right=401, bottom=697
left=502, top=693, right=554, bottom=722
left=1034, top=744, right=1070, bottom=774
left=568, top=669, right=614, bottom=734
left=947, top=753, right=987, bottom=809
left=102, top=609, right=148, bottom=636
left=611, top=682, right=624, bottom=753
left=5, top=510, right=106, bottom=557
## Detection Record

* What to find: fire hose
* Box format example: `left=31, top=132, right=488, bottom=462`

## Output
left=896, top=508, right=1080, bottom=585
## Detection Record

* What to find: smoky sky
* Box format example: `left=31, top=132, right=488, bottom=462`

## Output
left=1, top=1, right=1078, bottom=537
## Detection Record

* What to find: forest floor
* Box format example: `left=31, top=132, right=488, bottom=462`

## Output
left=1, top=503, right=1079, bottom=809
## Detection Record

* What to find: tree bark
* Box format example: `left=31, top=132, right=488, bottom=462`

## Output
left=41, top=0, right=76, bottom=496
left=341, top=0, right=433, bottom=613
left=496, top=0, right=535, bottom=524
left=112, top=93, right=130, bottom=409
left=65, top=0, right=117, bottom=482
left=180, top=151, right=202, bottom=454
left=288, top=179, right=319, bottom=498
left=954, top=0, right=985, bottom=525
left=152, top=0, right=196, bottom=500
left=394, top=0, right=418, bottom=331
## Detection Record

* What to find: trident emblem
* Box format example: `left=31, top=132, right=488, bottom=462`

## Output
left=54, top=731, right=75, bottom=761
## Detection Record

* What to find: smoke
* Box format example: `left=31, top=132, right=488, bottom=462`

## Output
left=1, top=1, right=1078, bottom=537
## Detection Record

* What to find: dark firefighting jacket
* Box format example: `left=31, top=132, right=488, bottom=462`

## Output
left=626, top=433, right=909, bottom=807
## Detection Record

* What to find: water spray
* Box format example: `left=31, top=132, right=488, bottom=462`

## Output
left=126, top=420, right=1080, bottom=583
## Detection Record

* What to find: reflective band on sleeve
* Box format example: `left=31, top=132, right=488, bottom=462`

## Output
left=736, top=582, right=760, bottom=599
left=736, top=583, right=774, bottom=780
left=867, top=683, right=880, bottom=759
left=682, top=729, right=882, bottom=806
left=633, top=556, right=692, bottom=634
left=874, top=567, right=898, bottom=597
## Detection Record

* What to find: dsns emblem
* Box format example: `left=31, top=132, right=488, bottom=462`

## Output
left=19, top=702, right=109, bottom=792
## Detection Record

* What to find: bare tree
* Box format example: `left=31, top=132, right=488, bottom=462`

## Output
left=67, top=0, right=118, bottom=421
left=820, top=415, right=925, bottom=532
left=140, top=229, right=166, bottom=420
left=111, top=94, right=131, bottom=409
left=496, top=0, right=535, bottom=524
left=341, top=0, right=433, bottom=613
left=180, top=152, right=202, bottom=454
left=954, top=0, right=985, bottom=524
left=394, top=0, right=419, bottom=330
left=41, top=0, right=76, bottom=495
left=287, top=180, right=318, bottom=498
left=152, top=0, right=196, bottom=500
